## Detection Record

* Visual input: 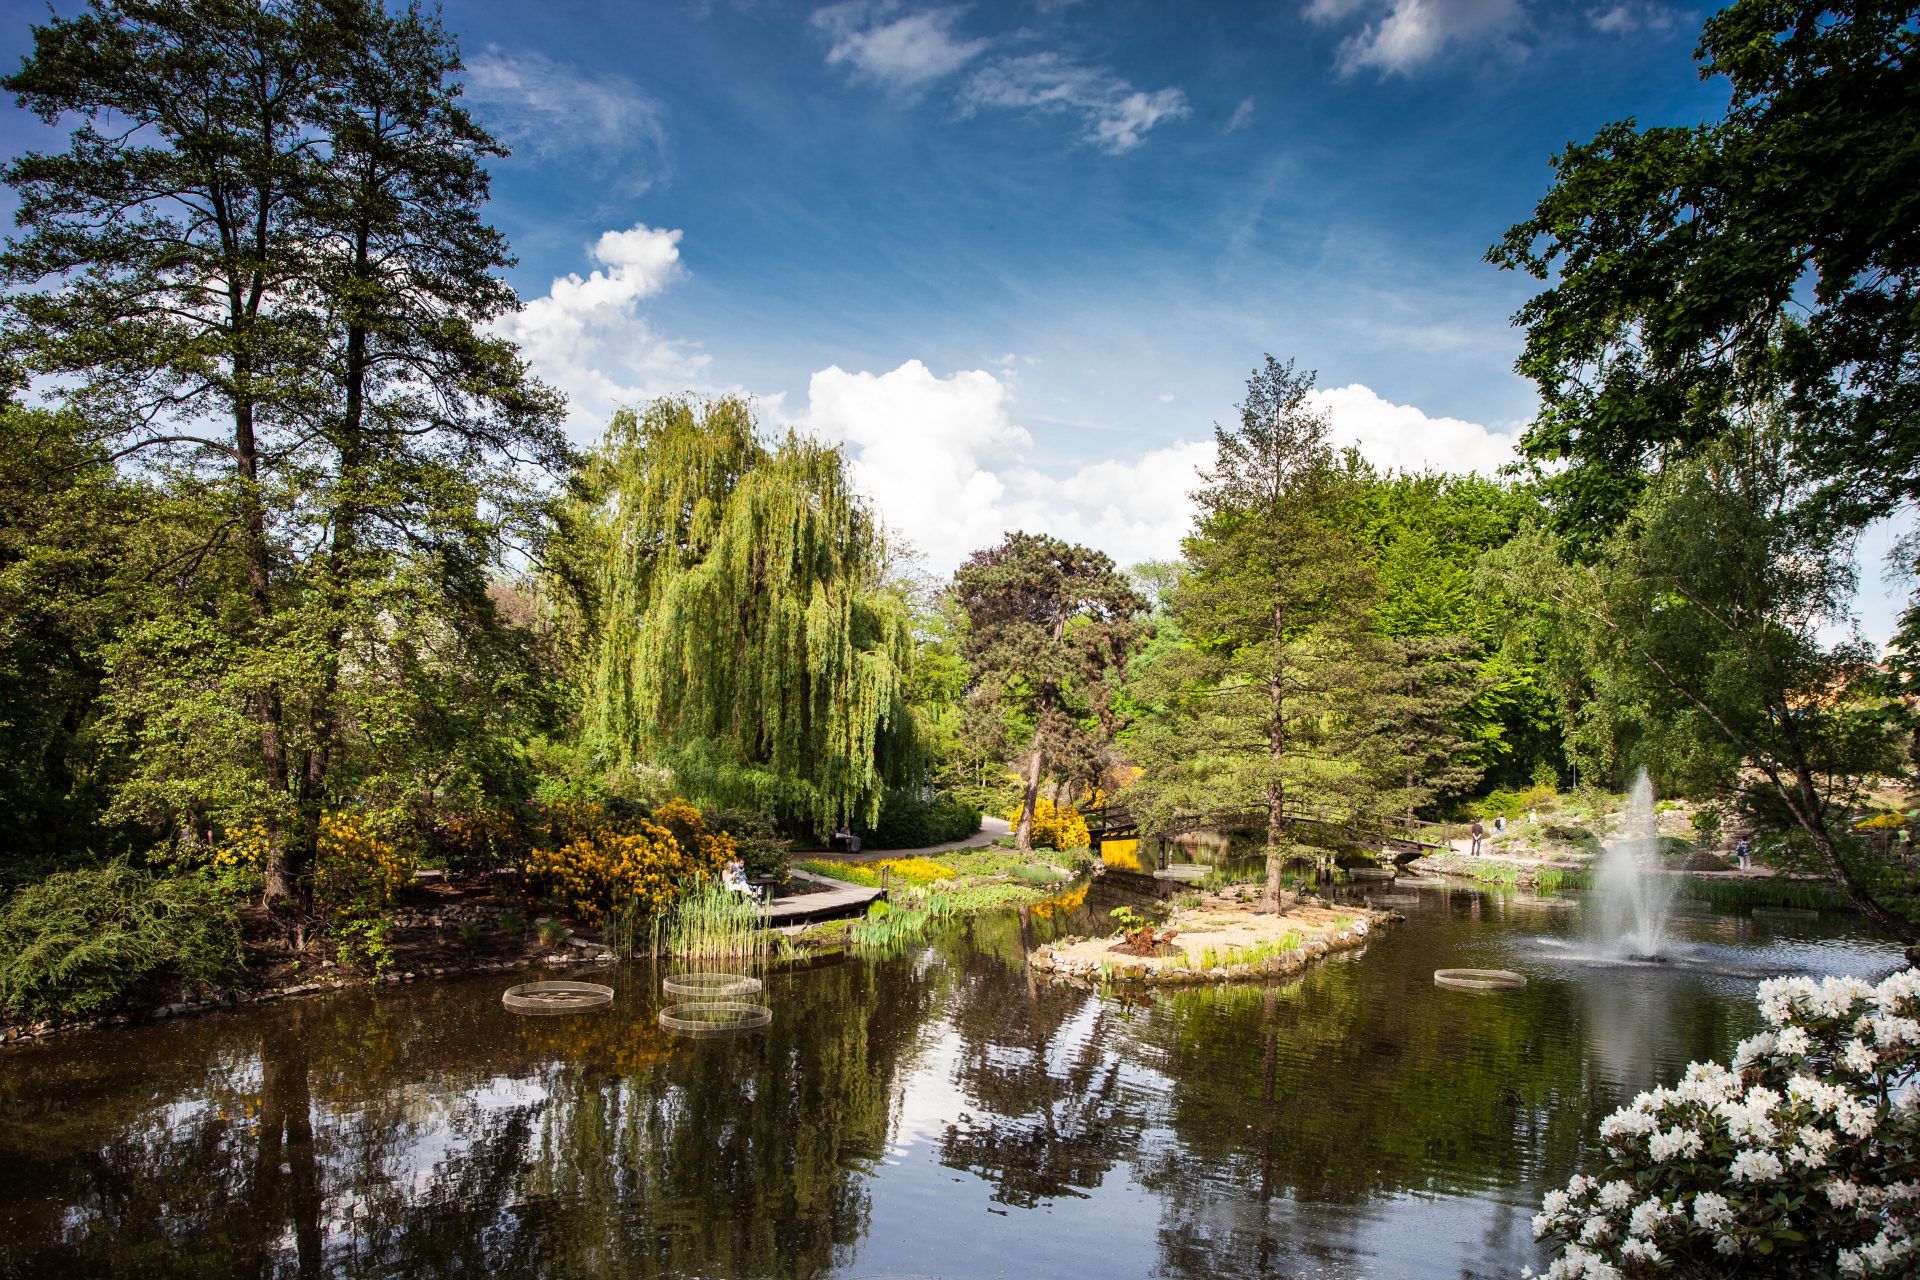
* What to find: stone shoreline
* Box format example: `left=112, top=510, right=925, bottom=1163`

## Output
left=1, top=939, right=612, bottom=1046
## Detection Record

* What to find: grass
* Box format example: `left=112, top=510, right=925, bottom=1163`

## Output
left=650, top=881, right=771, bottom=964
left=1532, top=867, right=1593, bottom=894
left=1009, top=863, right=1067, bottom=886
left=847, top=887, right=959, bottom=953
left=1678, top=875, right=1852, bottom=913
left=1192, top=931, right=1304, bottom=971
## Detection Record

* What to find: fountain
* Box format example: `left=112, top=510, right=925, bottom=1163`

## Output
left=1593, top=770, right=1679, bottom=960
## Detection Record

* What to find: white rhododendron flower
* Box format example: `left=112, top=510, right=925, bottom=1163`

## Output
left=1531, top=967, right=1918, bottom=1279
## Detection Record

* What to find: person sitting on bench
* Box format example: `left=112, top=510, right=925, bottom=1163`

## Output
left=832, top=823, right=861, bottom=855
left=722, top=857, right=762, bottom=902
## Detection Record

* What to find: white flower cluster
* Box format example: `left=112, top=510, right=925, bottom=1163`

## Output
left=1530, top=967, right=1920, bottom=1278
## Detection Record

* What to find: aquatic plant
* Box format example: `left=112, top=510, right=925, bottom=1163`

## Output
left=1530, top=970, right=1920, bottom=1279
left=1679, top=875, right=1851, bottom=914
left=651, top=880, right=769, bottom=964
left=847, top=886, right=958, bottom=953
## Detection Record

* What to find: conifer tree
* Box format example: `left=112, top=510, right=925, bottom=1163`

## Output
left=1170, top=357, right=1380, bottom=908
left=952, top=533, right=1143, bottom=852
left=1, top=0, right=566, bottom=914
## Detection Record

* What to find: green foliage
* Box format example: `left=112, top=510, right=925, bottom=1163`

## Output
left=1678, top=875, right=1851, bottom=913
left=846, top=885, right=957, bottom=953
left=535, top=919, right=569, bottom=947
left=859, top=789, right=980, bottom=850
left=705, top=808, right=791, bottom=881
left=1489, top=0, right=1920, bottom=536
left=0, top=0, right=570, bottom=908
left=650, top=880, right=769, bottom=964
left=335, top=917, right=396, bottom=975
left=1009, top=864, right=1067, bottom=885
left=567, top=397, right=917, bottom=833
left=952, top=531, right=1144, bottom=851
left=0, top=862, right=240, bottom=1019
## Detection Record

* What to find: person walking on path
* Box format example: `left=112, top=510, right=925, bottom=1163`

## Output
left=1470, top=818, right=1485, bottom=856
left=1735, top=837, right=1751, bottom=871
left=1494, top=814, right=1506, bottom=836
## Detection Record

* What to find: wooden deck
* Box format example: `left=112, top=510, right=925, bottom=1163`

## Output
left=760, top=869, right=886, bottom=924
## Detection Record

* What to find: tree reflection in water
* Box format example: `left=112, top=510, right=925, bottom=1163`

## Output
left=0, top=887, right=1898, bottom=1279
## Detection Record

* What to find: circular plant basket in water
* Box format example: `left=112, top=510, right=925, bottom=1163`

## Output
left=502, top=980, right=615, bottom=1014
left=1433, top=968, right=1527, bottom=991
left=1348, top=867, right=1395, bottom=881
left=658, top=1000, right=773, bottom=1036
left=662, top=972, right=763, bottom=999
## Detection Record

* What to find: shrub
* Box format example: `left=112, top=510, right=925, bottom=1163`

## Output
left=0, top=862, right=241, bottom=1019
left=704, top=808, right=790, bottom=880
left=861, top=790, right=981, bottom=850
left=1530, top=970, right=1919, bottom=1279
left=314, top=812, right=415, bottom=917
left=428, top=806, right=527, bottom=874
left=1005, top=798, right=1090, bottom=851
left=521, top=796, right=736, bottom=924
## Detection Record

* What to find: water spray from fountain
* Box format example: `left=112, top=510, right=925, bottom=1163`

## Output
left=1594, top=770, right=1679, bottom=960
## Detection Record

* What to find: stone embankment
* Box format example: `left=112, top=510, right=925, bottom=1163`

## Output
left=1031, top=900, right=1394, bottom=985
left=1, top=918, right=610, bottom=1045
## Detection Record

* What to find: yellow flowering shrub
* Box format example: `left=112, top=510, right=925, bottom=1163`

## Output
left=211, top=823, right=271, bottom=870
left=1005, top=799, right=1091, bottom=851
left=521, top=796, right=736, bottom=924
left=1100, top=838, right=1143, bottom=873
left=315, top=811, right=415, bottom=915
left=869, top=857, right=957, bottom=885
left=432, top=807, right=528, bottom=870
left=1855, top=811, right=1908, bottom=830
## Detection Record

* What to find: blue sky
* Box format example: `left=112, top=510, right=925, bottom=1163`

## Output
left=0, top=0, right=1905, bottom=635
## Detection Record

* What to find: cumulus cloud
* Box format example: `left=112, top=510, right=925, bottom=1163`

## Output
left=1305, top=0, right=1526, bottom=76
left=1309, top=383, right=1519, bottom=474
left=959, top=52, right=1191, bottom=153
left=497, top=224, right=713, bottom=433
left=793, top=361, right=1515, bottom=574
left=463, top=49, right=669, bottom=190
left=811, top=1, right=990, bottom=92
left=811, top=4, right=1188, bottom=153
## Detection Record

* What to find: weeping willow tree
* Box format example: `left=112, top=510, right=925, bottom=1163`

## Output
left=571, top=397, right=919, bottom=832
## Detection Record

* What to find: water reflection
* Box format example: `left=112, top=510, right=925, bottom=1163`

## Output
left=0, top=885, right=1902, bottom=1279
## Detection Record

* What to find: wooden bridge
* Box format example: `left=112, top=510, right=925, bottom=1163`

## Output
left=1081, top=799, right=1451, bottom=863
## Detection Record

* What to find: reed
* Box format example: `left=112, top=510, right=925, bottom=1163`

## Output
left=650, top=879, right=771, bottom=964
left=1678, top=875, right=1850, bottom=913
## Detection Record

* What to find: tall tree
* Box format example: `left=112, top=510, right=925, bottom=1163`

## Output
left=1488, top=421, right=1916, bottom=951
left=1163, top=357, right=1379, bottom=908
left=952, top=533, right=1143, bottom=852
left=568, top=397, right=918, bottom=833
left=2, top=0, right=566, bottom=913
left=1488, top=0, right=1920, bottom=536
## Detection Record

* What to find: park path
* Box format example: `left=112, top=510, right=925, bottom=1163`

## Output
left=805, top=814, right=1012, bottom=863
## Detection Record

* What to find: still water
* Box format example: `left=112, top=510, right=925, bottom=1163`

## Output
left=0, top=882, right=1903, bottom=1279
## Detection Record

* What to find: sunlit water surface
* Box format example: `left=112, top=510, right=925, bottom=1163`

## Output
left=0, top=882, right=1904, bottom=1279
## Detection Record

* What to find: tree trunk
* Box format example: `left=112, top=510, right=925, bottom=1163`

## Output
left=1016, top=725, right=1044, bottom=852
left=1263, top=603, right=1288, bottom=913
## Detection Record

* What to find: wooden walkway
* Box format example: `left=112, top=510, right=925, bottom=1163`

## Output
left=760, top=869, right=885, bottom=924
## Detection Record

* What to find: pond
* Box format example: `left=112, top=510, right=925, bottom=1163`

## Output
left=0, top=881, right=1903, bottom=1279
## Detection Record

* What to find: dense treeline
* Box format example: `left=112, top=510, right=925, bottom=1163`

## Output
left=1, top=0, right=1916, bottom=1022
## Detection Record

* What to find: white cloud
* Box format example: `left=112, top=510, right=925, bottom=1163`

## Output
left=793, top=361, right=1515, bottom=574
left=497, top=224, right=713, bottom=433
left=1588, top=2, right=1677, bottom=34
left=1225, top=96, right=1256, bottom=133
left=812, top=5, right=1188, bottom=153
left=811, top=2, right=990, bottom=93
left=463, top=49, right=669, bottom=190
left=959, top=52, right=1190, bottom=153
left=1305, top=0, right=1526, bottom=76
left=1309, top=383, right=1518, bottom=473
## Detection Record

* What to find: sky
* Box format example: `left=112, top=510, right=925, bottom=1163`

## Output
left=0, top=0, right=1907, bottom=637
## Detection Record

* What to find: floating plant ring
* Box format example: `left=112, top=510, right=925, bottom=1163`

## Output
left=502, top=980, right=614, bottom=1014
left=1433, top=968, right=1527, bottom=991
left=658, top=1001, right=773, bottom=1035
left=662, top=972, right=763, bottom=999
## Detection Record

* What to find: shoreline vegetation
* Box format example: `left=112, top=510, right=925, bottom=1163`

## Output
left=1031, top=898, right=1391, bottom=985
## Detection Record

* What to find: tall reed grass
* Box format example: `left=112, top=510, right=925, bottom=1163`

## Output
left=1678, top=875, right=1850, bottom=913
left=650, top=880, right=771, bottom=964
